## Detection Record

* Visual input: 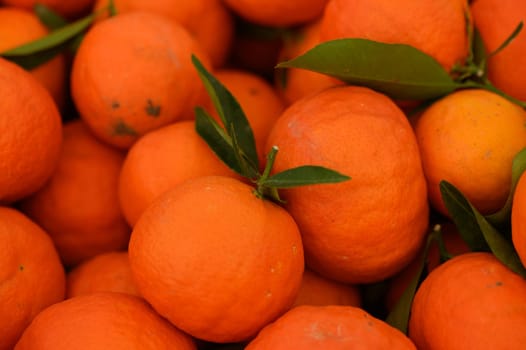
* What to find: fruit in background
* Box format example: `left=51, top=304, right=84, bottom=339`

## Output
left=66, top=251, right=139, bottom=298
left=0, top=0, right=95, bottom=19
left=19, top=120, right=130, bottom=267
left=319, top=0, right=469, bottom=72
left=92, top=0, right=234, bottom=68
left=471, top=0, right=526, bottom=101
left=413, top=89, right=526, bottom=216
left=0, top=7, right=67, bottom=110
left=71, top=11, right=211, bottom=149
left=266, top=85, right=429, bottom=284
left=511, top=171, right=526, bottom=267
left=245, top=305, right=416, bottom=349
left=409, top=252, right=526, bottom=349
left=118, top=120, right=239, bottom=227
left=291, top=268, right=361, bottom=308
left=223, top=0, right=329, bottom=27
left=0, top=207, right=65, bottom=350
left=0, top=57, right=62, bottom=203
left=128, top=176, right=304, bottom=343
left=14, top=293, right=197, bottom=350
left=275, top=20, right=343, bottom=106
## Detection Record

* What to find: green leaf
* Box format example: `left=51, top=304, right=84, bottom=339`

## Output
left=260, top=165, right=350, bottom=188
left=194, top=107, right=243, bottom=176
left=472, top=28, right=487, bottom=69
left=276, top=38, right=461, bottom=100
left=0, top=12, right=95, bottom=69
left=192, top=55, right=259, bottom=179
left=440, top=181, right=490, bottom=252
left=487, top=147, right=526, bottom=229
left=33, top=3, right=67, bottom=30
left=487, top=21, right=523, bottom=59
left=386, top=230, right=438, bottom=334
left=440, top=181, right=526, bottom=277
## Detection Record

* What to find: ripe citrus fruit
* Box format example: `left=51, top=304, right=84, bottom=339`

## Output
left=66, top=251, right=139, bottom=298
left=409, top=252, right=526, bottom=349
left=0, top=7, right=67, bottom=109
left=223, top=0, right=328, bottom=27
left=0, top=57, right=62, bottom=203
left=319, top=0, right=469, bottom=71
left=265, top=85, right=429, bottom=284
left=471, top=0, right=526, bottom=101
left=14, top=292, right=197, bottom=350
left=413, top=88, right=526, bottom=216
left=0, top=0, right=94, bottom=19
left=0, top=207, right=65, bottom=350
left=118, top=120, right=239, bottom=227
left=71, top=11, right=211, bottom=149
left=128, top=175, right=304, bottom=343
left=93, top=0, right=234, bottom=68
left=275, top=20, right=343, bottom=106
left=19, top=120, right=130, bottom=267
left=291, top=268, right=361, bottom=308
left=246, top=305, right=416, bottom=349
left=511, top=171, right=526, bottom=267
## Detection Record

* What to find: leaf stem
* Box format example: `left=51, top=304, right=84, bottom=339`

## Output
left=254, top=146, right=283, bottom=202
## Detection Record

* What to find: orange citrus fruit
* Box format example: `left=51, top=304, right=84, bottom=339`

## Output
left=19, top=120, right=130, bottom=267
left=223, top=0, right=329, bottom=27
left=118, top=120, right=239, bottom=227
left=275, top=20, right=343, bottom=106
left=0, top=7, right=67, bottom=109
left=129, top=175, right=304, bottom=343
left=71, top=11, right=211, bottom=149
left=246, top=305, right=417, bottom=349
left=319, top=0, right=469, bottom=71
left=471, top=0, right=526, bottom=101
left=0, top=207, right=65, bottom=350
left=14, top=292, right=197, bottom=349
left=291, top=268, right=361, bottom=308
left=266, top=85, right=429, bottom=284
left=409, top=252, right=526, bottom=349
left=413, top=88, right=526, bottom=216
left=66, top=251, right=139, bottom=298
left=0, top=57, right=62, bottom=203
left=92, top=0, right=234, bottom=68
left=511, top=171, right=526, bottom=267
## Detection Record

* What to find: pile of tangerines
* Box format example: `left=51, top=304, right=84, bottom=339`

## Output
left=1, top=0, right=526, bottom=349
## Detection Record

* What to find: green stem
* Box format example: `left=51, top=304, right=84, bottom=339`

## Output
left=254, top=146, right=283, bottom=202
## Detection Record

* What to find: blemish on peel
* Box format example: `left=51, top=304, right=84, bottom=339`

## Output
left=265, top=290, right=272, bottom=298
left=19, top=265, right=24, bottom=271
left=112, top=120, right=138, bottom=136
left=111, top=101, right=120, bottom=109
left=145, top=99, right=161, bottom=117
left=292, top=245, right=298, bottom=255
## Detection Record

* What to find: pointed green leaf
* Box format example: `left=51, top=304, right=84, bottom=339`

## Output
left=276, top=38, right=461, bottom=100
left=192, top=55, right=259, bottom=178
left=260, top=165, right=350, bottom=188
left=487, top=21, right=523, bottom=59
left=1, top=12, right=95, bottom=69
left=386, top=231, right=435, bottom=334
left=440, top=181, right=490, bottom=251
left=487, top=147, right=526, bottom=229
left=34, top=4, right=67, bottom=30
left=472, top=28, right=487, bottom=69
left=194, top=107, right=243, bottom=176
left=440, top=180, right=526, bottom=277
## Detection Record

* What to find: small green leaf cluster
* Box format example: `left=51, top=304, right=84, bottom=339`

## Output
left=192, top=56, right=350, bottom=203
